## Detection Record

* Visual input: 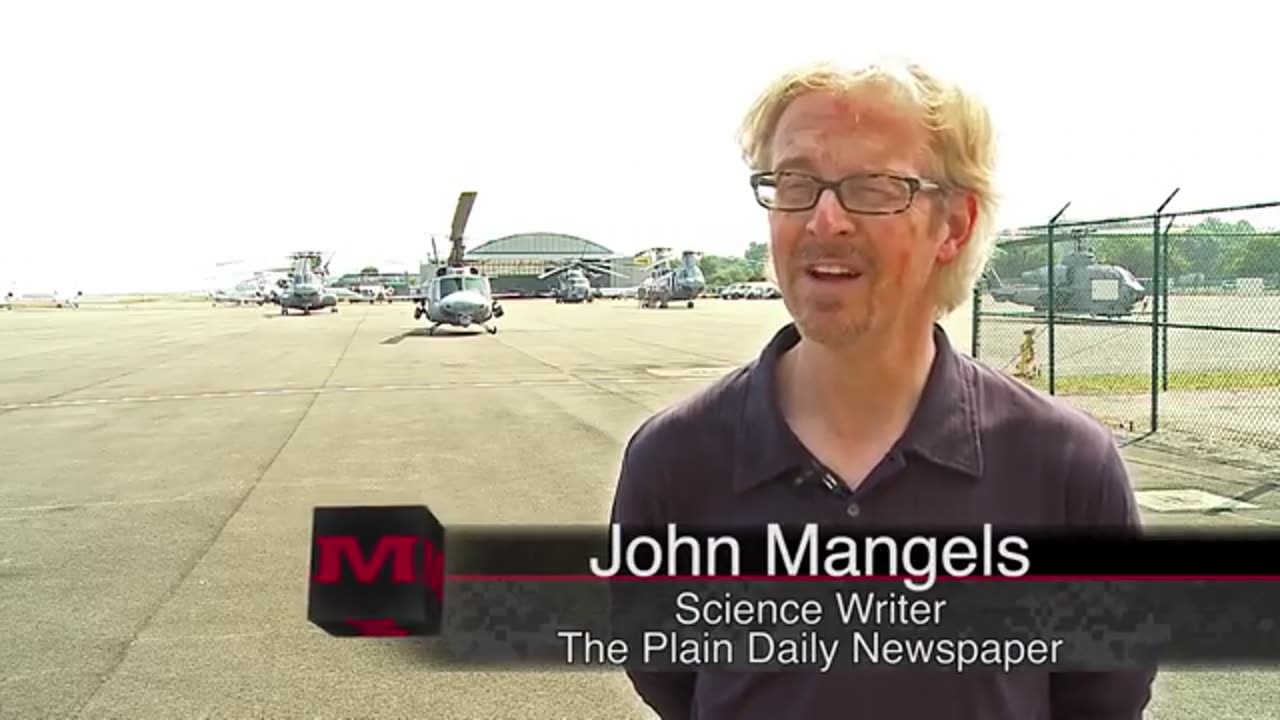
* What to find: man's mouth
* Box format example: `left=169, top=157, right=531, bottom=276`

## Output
left=805, top=264, right=864, bottom=282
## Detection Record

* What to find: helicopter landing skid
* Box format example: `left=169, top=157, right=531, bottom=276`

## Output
left=484, top=324, right=497, bottom=335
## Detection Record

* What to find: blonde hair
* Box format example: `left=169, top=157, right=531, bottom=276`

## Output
left=739, top=59, right=999, bottom=317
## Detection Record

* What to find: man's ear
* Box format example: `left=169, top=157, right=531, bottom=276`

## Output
left=935, top=193, right=977, bottom=265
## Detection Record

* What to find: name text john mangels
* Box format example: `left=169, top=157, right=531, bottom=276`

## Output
left=588, top=523, right=1031, bottom=591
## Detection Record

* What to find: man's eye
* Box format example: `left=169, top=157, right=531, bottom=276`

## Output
left=777, top=178, right=812, bottom=192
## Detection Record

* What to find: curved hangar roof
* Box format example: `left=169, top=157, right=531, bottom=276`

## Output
left=467, top=232, right=614, bottom=260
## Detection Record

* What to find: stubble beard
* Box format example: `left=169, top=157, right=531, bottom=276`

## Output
left=783, top=272, right=877, bottom=350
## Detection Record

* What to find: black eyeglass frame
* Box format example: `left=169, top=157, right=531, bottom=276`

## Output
left=749, top=170, right=944, bottom=216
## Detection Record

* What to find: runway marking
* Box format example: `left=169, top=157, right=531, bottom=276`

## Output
left=133, top=630, right=297, bottom=644
left=645, top=365, right=736, bottom=378
left=0, top=378, right=599, bottom=411
left=1, top=669, right=68, bottom=686
left=0, top=492, right=208, bottom=515
left=0, top=373, right=708, bottom=412
left=1, top=365, right=732, bottom=415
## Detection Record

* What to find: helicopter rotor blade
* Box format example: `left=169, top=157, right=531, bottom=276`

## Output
left=450, top=192, right=477, bottom=241
left=577, top=261, right=624, bottom=278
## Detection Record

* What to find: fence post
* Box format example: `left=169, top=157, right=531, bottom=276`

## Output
left=971, top=281, right=981, bottom=358
left=1047, top=202, right=1071, bottom=395
left=1160, top=216, right=1175, bottom=391
left=1151, top=188, right=1179, bottom=434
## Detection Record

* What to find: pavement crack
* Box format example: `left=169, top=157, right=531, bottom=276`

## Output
left=491, top=335, right=655, bottom=412
left=66, top=312, right=369, bottom=719
left=1207, top=481, right=1280, bottom=515
left=626, top=334, right=744, bottom=366
left=1125, top=454, right=1271, bottom=491
left=0, top=324, right=260, bottom=417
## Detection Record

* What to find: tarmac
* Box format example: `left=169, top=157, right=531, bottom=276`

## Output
left=2, top=298, right=1278, bottom=719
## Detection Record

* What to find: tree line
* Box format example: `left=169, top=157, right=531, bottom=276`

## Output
left=697, top=241, right=771, bottom=287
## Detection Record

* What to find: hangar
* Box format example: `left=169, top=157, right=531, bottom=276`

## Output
left=418, top=231, right=648, bottom=296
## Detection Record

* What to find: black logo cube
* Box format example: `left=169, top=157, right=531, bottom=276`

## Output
left=307, top=505, right=446, bottom=637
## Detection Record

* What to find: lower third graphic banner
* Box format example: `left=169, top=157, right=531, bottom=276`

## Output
left=449, top=577, right=1280, bottom=671
left=306, top=514, right=1280, bottom=671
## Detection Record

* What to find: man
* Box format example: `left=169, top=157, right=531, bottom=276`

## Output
left=608, top=60, right=1155, bottom=719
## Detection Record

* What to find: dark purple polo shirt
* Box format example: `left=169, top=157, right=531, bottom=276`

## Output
left=608, top=322, right=1155, bottom=720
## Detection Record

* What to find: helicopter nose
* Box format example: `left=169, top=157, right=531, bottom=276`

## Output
left=443, top=297, right=484, bottom=315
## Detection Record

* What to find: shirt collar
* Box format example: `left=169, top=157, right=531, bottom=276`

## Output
left=731, top=322, right=983, bottom=495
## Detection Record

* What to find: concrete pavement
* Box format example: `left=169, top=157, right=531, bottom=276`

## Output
left=1, top=299, right=1277, bottom=719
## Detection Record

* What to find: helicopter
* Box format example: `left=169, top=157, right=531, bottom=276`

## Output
left=634, top=248, right=706, bottom=309
left=210, top=285, right=266, bottom=306
left=539, top=258, right=624, bottom=303
left=409, top=191, right=505, bottom=335
left=985, top=236, right=1147, bottom=317
left=210, top=259, right=293, bottom=305
left=278, top=252, right=339, bottom=315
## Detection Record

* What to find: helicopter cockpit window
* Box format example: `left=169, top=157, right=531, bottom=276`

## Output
left=438, top=277, right=462, bottom=296
left=462, top=276, right=489, bottom=293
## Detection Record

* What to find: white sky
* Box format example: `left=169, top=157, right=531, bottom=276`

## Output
left=2, top=0, right=1276, bottom=294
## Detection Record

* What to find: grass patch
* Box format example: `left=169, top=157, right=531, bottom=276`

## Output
left=1023, top=369, right=1280, bottom=395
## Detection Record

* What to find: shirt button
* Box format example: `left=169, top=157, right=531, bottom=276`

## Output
left=846, top=503, right=861, bottom=519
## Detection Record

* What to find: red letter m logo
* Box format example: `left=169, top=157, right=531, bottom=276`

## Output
left=307, top=506, right=448, bottom=637
left=313, top=535, right=430, bottom=584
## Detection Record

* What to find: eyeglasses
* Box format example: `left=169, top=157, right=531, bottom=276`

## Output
left=750, top=171, right=943, bottom=215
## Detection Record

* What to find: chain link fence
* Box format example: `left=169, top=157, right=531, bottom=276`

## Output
left=972, top=194, right=1280, bottom=468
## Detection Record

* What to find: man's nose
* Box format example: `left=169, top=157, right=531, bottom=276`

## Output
left=805, top=187, right=856, bottom=238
